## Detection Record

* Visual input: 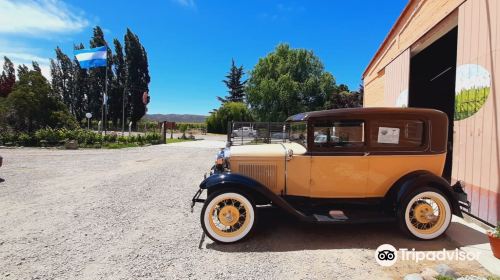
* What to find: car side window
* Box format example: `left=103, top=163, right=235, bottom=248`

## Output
left=313, top=120, right=365, bottom=149
left=369, top=120, right=425, bottom=148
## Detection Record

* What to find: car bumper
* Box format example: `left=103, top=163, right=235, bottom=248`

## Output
left=190, top=173, right=207, bottom=212
left=452, top=181, right=471, bottom=214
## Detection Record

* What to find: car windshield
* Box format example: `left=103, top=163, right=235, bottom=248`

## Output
left=288, top=121, right=307, bottom=148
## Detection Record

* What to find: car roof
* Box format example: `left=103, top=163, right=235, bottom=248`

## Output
left=286, top=107, right=447, bottom=122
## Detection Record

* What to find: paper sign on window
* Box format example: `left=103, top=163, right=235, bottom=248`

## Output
left=377, top=127, right=400, bottom=144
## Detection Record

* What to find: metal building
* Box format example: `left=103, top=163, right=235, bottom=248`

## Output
left=363, top=0, right=499, bottom=224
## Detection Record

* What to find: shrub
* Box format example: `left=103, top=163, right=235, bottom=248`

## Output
left=18, top=132, right=35, bottom=146
left=0, top=131, right=17, bottom=145
left=117, top=136, right=127, bottom=143
left=127, top=135, right=137, bottom=143
left=0, top=128, right=163, bottom=148
left=104, top=133, right=118, bottom=143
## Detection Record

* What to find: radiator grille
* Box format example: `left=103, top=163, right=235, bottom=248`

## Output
left=238, top=163, right=277, bottom=190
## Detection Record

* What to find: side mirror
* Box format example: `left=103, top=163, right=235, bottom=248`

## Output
left=286, top=149, right=293, bottom=161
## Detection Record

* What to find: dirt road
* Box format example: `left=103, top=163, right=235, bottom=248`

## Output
left=0, top=143, right=490, bottom=279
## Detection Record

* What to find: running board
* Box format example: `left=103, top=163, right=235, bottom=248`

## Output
left=310, top=210, right=396, bottom=224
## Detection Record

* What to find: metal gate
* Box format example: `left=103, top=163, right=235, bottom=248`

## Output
left=227, top=122, right=288, bottom=146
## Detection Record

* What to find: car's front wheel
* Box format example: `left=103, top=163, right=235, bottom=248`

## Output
left=201, top=191, right=256, bottom=243
left=399, top=188, right=452, bottom=240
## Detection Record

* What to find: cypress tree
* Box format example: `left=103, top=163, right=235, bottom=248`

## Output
left=218, top=59, right=246, bottom=103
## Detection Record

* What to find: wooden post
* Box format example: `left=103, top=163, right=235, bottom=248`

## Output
left=161, top=122, right=166, bottom=144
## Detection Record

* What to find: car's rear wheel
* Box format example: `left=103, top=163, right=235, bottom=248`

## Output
left=201, top=191, right=256, bottom=243
left=399, top=188, right=452, bottom=240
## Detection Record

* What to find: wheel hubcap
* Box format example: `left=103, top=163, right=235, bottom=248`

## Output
left=208, top=197, right=250, bottom=238
left=218, top=205, right=240, bottom=226
left=409, top=196, right=446, bottom=234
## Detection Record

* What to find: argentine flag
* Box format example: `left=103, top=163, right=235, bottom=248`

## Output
left=74, top=46, right=107, bottom=69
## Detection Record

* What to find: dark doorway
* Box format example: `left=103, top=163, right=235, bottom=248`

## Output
left=409, top=27, right=458, bottom=181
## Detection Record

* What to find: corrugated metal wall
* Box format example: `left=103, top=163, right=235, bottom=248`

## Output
left=384, top=49, right=410, bottom=107
left=454, top=0, right=499, bottom=224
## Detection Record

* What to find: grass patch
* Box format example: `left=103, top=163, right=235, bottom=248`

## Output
left=103, top=142, right=140, bottom=149
left=435, top=276, right=454, bottom=280
left=166, top=138, right=194, bottom=144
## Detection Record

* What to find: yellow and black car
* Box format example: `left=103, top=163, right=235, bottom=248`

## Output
left=192, top=108, right=470, bottom=243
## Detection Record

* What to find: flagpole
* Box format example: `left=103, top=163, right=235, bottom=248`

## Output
left=104, top=58, right=108, bottom=135
left=103, top=43, right=109, bottom=135
left=101, top=75, right=105, bottom=135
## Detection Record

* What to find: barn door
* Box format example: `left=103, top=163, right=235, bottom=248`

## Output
left=384, top=49, right=410, bottom=107
left=453, top=0, right=499, bottom=225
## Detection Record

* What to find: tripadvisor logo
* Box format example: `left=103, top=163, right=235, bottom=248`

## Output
left=375, top=244, right=480, bottom=266
left=375, top=244, right=398, bottom=267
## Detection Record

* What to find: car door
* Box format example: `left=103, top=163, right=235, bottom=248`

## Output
left=308, top=119, right=369, bottom=198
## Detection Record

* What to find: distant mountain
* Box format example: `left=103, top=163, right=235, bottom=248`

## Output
left=144, top=114, right=207, bottom=123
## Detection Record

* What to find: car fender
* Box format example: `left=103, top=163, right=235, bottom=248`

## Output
left=199, top=172, right=312, bottom=221
left=384, top=170, right=462, bottom=217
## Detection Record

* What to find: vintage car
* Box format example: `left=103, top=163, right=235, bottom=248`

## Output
left=232, top=126, right=257, bottom=137
left=192, top=108, right=470, bottom=243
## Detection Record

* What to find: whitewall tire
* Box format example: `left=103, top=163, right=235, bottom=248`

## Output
left=201, top=191, right=256, bottom=243
left=399, top=188, right=452, bottom=240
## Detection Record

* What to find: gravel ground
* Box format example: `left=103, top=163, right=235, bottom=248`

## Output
left=0, top=142, right=491, bottom=279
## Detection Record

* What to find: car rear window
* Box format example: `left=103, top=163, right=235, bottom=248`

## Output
left=369, top=120, right=424, bottom=148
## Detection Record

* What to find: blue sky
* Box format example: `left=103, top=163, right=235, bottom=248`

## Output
left=0, top=0, right=406, bottom=115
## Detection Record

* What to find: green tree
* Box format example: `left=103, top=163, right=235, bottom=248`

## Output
left=73, top=43, right=90, bottom=123
left=324, top=83, right=363, bottom=109
left=218, top=59, right=246, bottom=103
left=32, top=61, right=42, bottom=74
left=246, top=44, right=337, bottom=121
left=0, top=56, right=15, bottom=98
left=355, top=84, right=364, bottom=106
left=17, top=64, right=29, bottom=81
left=2, top=67, right=76, bottom=132
left=51, top=47, right=76, bottom=117
left=110, top=38, right=126, bottom=127
left=206, top=102, right=253, bottom=134
left=87, top=26, right=114, bottom=124
left=124, top=28, right=150, bottom=127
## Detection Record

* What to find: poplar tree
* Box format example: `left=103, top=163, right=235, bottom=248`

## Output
left=124, top=28, right=150, bottom=127
left=110, top=39, right=126, bottom=126
left=71, top=43, right=89, bottom=123
left=50, top=47, right=73, bottom=112
left=88, top=26, right=114, bottom=124
left=0, top=56, right=15, bottom=98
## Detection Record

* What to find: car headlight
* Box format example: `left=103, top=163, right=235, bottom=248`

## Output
left=215, top=148, right=230, bottom=165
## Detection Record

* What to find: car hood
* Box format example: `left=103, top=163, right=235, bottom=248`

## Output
left=229, top=142, right=306, bottom=157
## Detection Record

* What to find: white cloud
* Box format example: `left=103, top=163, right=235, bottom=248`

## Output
left=172, top=0, right=196, bottom=8
left=0, top=51, right=51, bottom=80
left=259, top=3, right=305, bottom=22
left=0, top=0, right=89, bottom=35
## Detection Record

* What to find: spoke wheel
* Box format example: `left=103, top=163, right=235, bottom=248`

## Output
left=401, top=189, right=452, bottom=240
left=201, top=192, right=255, bottom=243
